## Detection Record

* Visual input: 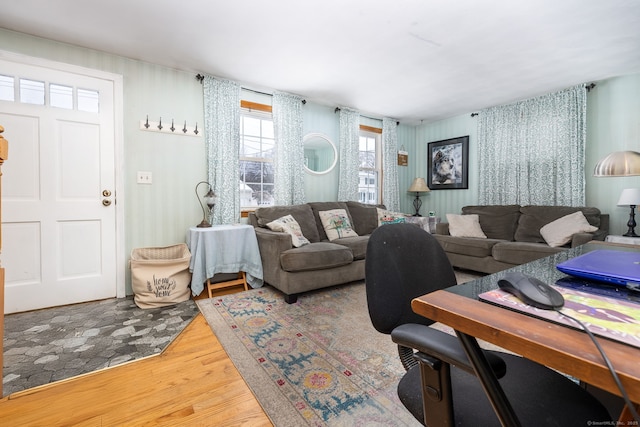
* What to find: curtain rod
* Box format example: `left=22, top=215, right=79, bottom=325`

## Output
left=470, top=83, right=597, bottom=117
left=334, top=107, right=399, bottom=126
left=196, top=74, right=306, bottom=104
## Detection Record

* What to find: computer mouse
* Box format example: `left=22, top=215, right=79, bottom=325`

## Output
left=498, top=272, right=564, bottom=310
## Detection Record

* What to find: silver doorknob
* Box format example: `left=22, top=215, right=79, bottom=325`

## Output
left=102, top=199, right=112, bottom=206
left=102, top=190, right=112, bottom=197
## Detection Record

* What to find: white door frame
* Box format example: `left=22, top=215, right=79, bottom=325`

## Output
left=0, top=49, right=126, bottom=299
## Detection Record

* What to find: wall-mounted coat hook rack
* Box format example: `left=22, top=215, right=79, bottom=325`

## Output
left=140, top=115, right=200, bottom=137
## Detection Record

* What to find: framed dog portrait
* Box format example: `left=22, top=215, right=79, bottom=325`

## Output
left=427, top=136, right=469, bottom=190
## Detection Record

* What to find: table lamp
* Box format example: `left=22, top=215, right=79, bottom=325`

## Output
left=195, top=181, right=216, bottom=228
left=617, top=188, right=640, bottom=237
left=408, top=177, right=430, bottom=216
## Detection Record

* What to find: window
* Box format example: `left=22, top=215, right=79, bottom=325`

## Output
left=50, top=83, right=73, bottom=109
left=0, top=75, right=15, bottom=101
left=239, top=107, right=275, bottom=208
left=358, top=129, right=382, bottom=204
left=0, top=75, right=99, bottom=112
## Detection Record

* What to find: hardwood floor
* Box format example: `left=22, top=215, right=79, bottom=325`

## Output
left=0, top=288, right=272, bottom=426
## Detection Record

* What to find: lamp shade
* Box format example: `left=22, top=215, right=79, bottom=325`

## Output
left=408, top=177, right=430, bottom=193
left=617, top=188, right=640, bottom=206
left=593, top=151, right=640, bottom=177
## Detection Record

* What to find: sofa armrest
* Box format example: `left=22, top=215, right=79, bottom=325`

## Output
left=435, top=222, right=450, bottom=235
left=571, top=232, right=596, bottom=247
left=254, top=227, right=294, bottom=255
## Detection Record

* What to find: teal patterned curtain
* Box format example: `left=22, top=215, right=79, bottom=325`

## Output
left=203, top=76, right=241, bottom=224
left=478, top=85, right=587, bottom=206
left=337, top=107, right=360, bottom=201
left=382, top=118, right=400, bottom=211
left=272, top=91, right=306, bottom=205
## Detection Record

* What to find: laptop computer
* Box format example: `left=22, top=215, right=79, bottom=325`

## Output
left=556, top=249, right=640, bottom=290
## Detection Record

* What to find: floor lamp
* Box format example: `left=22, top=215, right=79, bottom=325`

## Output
left=408, top=177, right=430, bottom=216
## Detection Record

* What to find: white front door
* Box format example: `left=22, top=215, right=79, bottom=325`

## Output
left=0, top=56, right=121, bottom=313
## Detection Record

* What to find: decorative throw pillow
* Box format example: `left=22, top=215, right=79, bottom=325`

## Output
left=319, top=209, right=359, bottom=241
left=376, top=208, right=406, bottom=226
left=446, top=214, right=487, bottom=238
left=266, top=215, right=310, bottom=247
left=540, top=211, right=598, bottom=248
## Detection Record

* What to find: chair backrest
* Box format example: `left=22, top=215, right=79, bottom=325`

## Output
left=365, top=223, right=457, bottom=334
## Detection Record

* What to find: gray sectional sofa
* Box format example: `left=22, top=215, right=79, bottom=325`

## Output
left=249, top=201, right=383, bottom=303
left=434, top=205, right=609, bottom=274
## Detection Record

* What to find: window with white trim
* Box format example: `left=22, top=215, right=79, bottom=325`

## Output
left=239, top=108, right=275, bottom=208
left=358, top=129, right=382, bottom=204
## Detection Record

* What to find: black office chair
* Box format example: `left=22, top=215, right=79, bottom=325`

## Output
left=365, top=223, right=612, bottom=426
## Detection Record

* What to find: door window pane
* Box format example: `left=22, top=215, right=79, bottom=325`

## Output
left=78, top=89, right=99, bottom=113
left=0, top=75, right=15, bottom=101
left=50, top=84, right=73, bottom=109
left=20, top=78, right=45, bottom=105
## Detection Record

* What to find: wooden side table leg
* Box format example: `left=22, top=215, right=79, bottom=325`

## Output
left=240, top=271, right=248, bottom=291
left=207, top=278, right=213, bottom=299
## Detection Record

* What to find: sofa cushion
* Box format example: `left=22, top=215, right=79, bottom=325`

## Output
left=254, top=204, right=320, bottom=242
left=446, top=214, right=487, bottom=238
left=319, top=209, right=359, bottom=241
left=540, top=211, right=598, bottom=247
left=309, top=201, right=351, bottom=241
left=514, top=206, right=602, bottom=243
left=461, top=205, right=521, bottom=241
left=492, top=241, right=564, bottom=265
left=346, top=201, right=385, bottom=235
left=266, top=215, right=310, bottom=248
left=433, top=235, right=503, bottom=258
left=332, top=235, right=369, bottom=260
left=280, top=242, right=353, bottom=272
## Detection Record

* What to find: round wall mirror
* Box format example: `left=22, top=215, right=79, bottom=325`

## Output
left=303, top=133, right=337, bottom=175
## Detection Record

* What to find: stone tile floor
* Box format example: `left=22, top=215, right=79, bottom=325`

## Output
left=3, top=296, right=200, bottom=396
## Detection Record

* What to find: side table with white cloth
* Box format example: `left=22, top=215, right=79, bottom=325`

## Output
left=186, top=224, right=263, bottom=297
left=605, top=235, right=640, bottom=245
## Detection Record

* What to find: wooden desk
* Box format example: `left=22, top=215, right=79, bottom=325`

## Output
left=412, top=242, right=640, bottom=423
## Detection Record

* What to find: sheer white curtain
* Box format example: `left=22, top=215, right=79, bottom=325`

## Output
left=478, top=85, right=587, bottom=206
left=272, top=91, right=306, bottom=205
left=203, top=76, right=241, bottom=224
left=382, top=118, right=400, bottom=211
left=337, top=107, right=360, bottom=201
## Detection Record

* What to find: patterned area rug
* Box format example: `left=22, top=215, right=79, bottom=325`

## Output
left=3, top=297, right=199, bottom=396
left=197, top=282, right=420, bottom=426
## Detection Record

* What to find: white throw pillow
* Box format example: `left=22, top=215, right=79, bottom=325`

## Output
left=266, top=215, right=310, bottom=247
left=319, top=209, right=359, bottom=241
left=446, top=214, right=487, bottom=238
left=540, top=211, right=598, bottom=248
left=376, top=208, right=406, bottom=226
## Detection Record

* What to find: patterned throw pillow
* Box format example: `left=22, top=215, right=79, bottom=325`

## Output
left=376, top=208, right=407, bottom=226
left=266, top=215, right=310, bottom=247
left=318, top=209, right=359, bottom=241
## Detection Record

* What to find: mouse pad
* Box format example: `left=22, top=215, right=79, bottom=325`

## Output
left=479, top=286, right=640, bottom=349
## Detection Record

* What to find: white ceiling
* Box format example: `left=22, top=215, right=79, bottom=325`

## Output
left=1, top=0, right=640, bottom=124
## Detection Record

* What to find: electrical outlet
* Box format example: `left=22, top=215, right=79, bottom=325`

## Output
left=137, top=171, right=152, bottom=184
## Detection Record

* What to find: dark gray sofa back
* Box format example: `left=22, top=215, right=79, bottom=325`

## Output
left=461, top=205, right=521, bottom=241
left=253, top=204, right=321, bottom=242
left=514, top=206, right=602, bottom=243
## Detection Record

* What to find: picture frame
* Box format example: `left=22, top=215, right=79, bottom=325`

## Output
left=427, top=136, right=469, bottom=190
